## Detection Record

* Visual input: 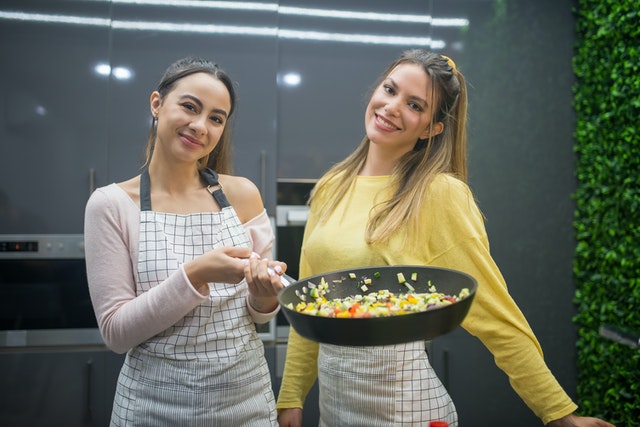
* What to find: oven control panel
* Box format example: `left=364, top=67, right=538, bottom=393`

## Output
left=0, top=234, right=84, bottom=259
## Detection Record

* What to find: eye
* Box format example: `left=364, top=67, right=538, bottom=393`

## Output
left=181, top=102, right=197, bottom=112
left=383, top=85, right=395, bottom=95
left=408, top=101, right=424, bottom=112
left=210, top=115, right=225, bottom=125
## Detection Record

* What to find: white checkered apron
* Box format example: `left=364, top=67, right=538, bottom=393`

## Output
left=318, top=341, right=457, bottom=426
left=109, top=168, right=277, bottom=427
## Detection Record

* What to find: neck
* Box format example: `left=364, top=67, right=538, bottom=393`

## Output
left=360, top=145, right=403, bottom=176
left=148, top=157, right=203, bottom=195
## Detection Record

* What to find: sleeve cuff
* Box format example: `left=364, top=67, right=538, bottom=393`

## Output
left=246, top=295, right=280, bottom=324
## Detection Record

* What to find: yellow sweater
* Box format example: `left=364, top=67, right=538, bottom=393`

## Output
left=276, top=174, right=577, bottom=425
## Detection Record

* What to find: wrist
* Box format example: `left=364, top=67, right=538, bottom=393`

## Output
left=249, top=295, right=279, bottom=313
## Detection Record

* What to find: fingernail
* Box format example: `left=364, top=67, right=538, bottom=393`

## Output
left=274, top=265, right=283, bottom=274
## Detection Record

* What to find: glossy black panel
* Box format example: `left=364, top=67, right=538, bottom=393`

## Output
left=0, top=0, right=110, bottom=234
left=276, top=0, right=432, bottom=179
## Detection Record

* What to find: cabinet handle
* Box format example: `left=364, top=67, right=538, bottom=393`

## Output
left=442, top=348, right=450, bottom=391
left=84, top=358, right=93, bottom=425
left=260, top=150, right=267, bottom=200
left=89, top=168, right=96, bottom=195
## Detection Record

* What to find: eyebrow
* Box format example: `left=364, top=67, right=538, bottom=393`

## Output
left=385, top=77, right=428, bottom=107
left=180, top=94, right=228, bottom=117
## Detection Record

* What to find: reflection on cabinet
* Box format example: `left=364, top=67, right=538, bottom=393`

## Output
left=0, top=0, right=279, bottom=234
left=0, top=1, right=111, bottom=234
left=0, top=348, right=124, bottom=427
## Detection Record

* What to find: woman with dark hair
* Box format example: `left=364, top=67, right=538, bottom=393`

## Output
left=85, top=57, right=285, bottom=426
left=276, top=50, right=614, bottom=427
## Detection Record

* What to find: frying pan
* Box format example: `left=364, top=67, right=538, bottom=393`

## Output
left=277, top=265, right=477, bottom=346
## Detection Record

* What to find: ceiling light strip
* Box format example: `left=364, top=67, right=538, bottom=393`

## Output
left=0, top=10, right=443, bottom=47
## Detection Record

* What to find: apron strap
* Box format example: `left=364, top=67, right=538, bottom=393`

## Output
left=201, top=168, right=231, bottom=208
left=140, top=166, right=152, bottom=211
left=139, top=167, right=231, bottom=211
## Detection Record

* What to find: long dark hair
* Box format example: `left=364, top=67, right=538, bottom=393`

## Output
left=143, top=57, right=237, bottom=174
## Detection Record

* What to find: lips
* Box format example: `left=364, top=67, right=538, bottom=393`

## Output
left=375, top=113, right=400, bottom=131
left=179, top=132, right=203, bottom=148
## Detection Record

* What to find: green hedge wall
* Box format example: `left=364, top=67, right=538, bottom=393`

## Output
left=572, top=0, right=640, bottom=424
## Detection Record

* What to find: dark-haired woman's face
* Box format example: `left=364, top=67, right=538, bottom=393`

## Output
left=364, top=63, right=442, bottom=156
left=150, top=72, right=231, bottom=165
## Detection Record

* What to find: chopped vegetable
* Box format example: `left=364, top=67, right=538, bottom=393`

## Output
left=293, top=288, right=470, bottom=318
left=411, top=272, right=418, bottom=281
left=397, top=272, right=406, bottom=283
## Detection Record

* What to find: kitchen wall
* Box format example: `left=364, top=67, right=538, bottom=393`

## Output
left=0, top=1, right=579, bottom=426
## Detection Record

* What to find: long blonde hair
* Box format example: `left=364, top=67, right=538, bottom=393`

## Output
left=310, top=49, right=468, bottom=244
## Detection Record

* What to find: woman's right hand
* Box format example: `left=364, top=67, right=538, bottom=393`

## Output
left=184, top=246, right=252, bottom=293
left=278, top=408, right=303, bottom=427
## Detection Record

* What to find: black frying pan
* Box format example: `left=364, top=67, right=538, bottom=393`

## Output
left=277, top=265, right=477, bottom=346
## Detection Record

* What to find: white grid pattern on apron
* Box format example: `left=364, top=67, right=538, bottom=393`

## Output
left=110, top=204, right=276, bottom=426
left=136, top=207, right=259, bottom=361
left=318, top=341, right=458, bottom=426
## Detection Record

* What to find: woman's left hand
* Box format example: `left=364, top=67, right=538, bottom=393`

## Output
left=546, top=413, right=616, bottom=427
left=244, top=252, right=287, bottom=313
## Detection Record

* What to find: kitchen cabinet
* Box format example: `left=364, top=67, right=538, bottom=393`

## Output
left=0, top=348, right=124, bottom=427
left=0, top=0, right=280, bottom=235
left=0, top=0, right=111, bottom=234
left=428, top=329, right=539, bottom=427
left=275, top=0, right=433, bottom=180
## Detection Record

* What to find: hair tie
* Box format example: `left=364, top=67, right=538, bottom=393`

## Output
left=441, top=55, right=458, bottom=75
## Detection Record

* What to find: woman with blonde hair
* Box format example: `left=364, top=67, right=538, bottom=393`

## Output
left=276, top=49, right=614, bottom=427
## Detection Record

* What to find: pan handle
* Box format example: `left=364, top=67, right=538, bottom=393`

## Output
left=268, top=267, right=296, bottom=287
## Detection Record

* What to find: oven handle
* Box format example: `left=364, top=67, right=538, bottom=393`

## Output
left=276, top=205, right=309, bottom=227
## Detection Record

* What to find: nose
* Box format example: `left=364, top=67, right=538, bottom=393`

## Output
left=190, top=114, right=208, bottom=135
left=384, top=100, right=401, bottom=116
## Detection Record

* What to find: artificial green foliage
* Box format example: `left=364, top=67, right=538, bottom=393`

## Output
left=573, top=0, right=640, bottom=424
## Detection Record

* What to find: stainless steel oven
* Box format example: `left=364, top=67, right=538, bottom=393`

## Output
left=0, top=234, right=102, bottom=348
left=0, top=233, right=277, bottom=347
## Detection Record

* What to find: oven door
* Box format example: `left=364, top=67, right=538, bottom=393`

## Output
left=0, top=235, right=102, bottom=348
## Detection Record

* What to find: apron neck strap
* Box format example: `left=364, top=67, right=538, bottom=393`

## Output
left=140, top=166, right=152, bottom=211
left=201, top=168, right=231, bottom=208
left=140, top=167, right=231, bottom=211
left=139, top=166, right=231, bottom=211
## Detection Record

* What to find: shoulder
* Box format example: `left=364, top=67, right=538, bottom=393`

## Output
left=218, top=174, right=264, bottom=223
left=86, top=180, right=139, bottom=220
left=428, top=174, right=474, bottom=202
left=425, top=174, right=483, bottom=219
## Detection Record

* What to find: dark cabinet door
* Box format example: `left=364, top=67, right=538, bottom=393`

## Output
left=0, top=0, right=111, bottom=234
left=275, top=0, right=433, bottom=181
left=0, top=349, right=124, bottom=427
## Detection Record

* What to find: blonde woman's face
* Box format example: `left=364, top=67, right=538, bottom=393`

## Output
left=364, top=63, right=441, bottom=155
left=150, top=72, right=231, bottom=165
